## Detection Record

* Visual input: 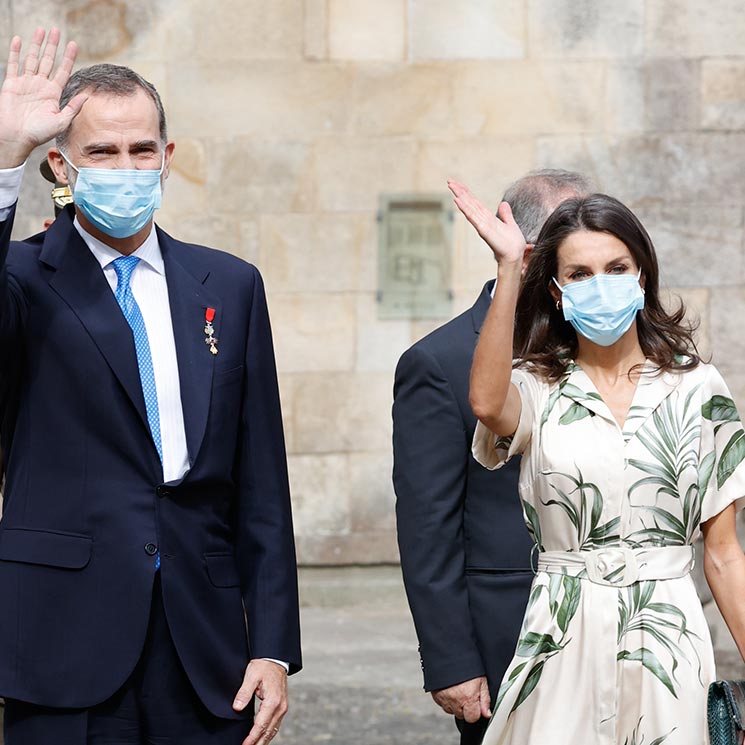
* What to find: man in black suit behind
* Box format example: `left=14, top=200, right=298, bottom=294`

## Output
left=393, top=169, right=591, bottom=744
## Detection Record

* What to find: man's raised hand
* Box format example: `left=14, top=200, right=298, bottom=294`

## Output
left=0, top=27, right=85, bottom=168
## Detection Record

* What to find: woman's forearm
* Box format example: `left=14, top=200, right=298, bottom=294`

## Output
left=468, top=260, right=522, bottom=435
left=705, top=542, right=745, bottom=662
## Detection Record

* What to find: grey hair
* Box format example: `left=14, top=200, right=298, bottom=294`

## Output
left=57, top=63, right=167, bottom=150
left=502, top=169, right=593, bottom=244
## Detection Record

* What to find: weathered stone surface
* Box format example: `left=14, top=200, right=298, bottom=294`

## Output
left=662, top=287, right=710, bottom=357
left=259, top=213, right=367, bottom=293
left=271, top=293, right=356, bottom=374
left=635, top=204, right=744, bottom=288
left=645, top=60, right=699, bottom=132
left=313, top=137, right=417, bottom=212
left=605, top=63, right=645, bottom=133
left=646, top=0, right=745, bottom=57
left=169, top=0, right=303, bottom=62
left=288, top=372, right=393, bottom=454
left=328, top=0, right=405, bottom=61
left=207, top=139, right=314, bottom=214
left=296, top=531, right=399, bottom=564
left=451, top=61, right=605, bottom=137
left=304, top=0, right=328, bottom=60
left=167, top=62, right=353, bottom=140
left=408, top=0, right=525, bottom=60
left=349, top=452, right=396, bottom=533
left=415, top=137, right=534, bottom=200
left=158, top=214, right=240, bottom=254
left=535, top=133, right=745, bottom=205
left=529, top=0, right=644, bottom=58
left=349, top=64, right=456, bottom=138
left=701, top=59, right=745, bottom=130
left=710, top=289, right=745, bottom=379
left=289, top=454, right=351, bottom=536
left=355, top=293, right=412, bottom=373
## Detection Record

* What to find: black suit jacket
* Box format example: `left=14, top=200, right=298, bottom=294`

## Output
left=0, top=205, right=301, bottom=717
left=393, top=281, right=533, bottom=702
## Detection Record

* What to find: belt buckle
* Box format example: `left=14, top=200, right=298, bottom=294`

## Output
left=585, top=547, right=638, bottom=587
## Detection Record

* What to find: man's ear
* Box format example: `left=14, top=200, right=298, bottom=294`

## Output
left=521, top=243, right=534, bottom=276
left=47, top=148, right=69, bottom=186
left=162, top=141, right=175, bottom=180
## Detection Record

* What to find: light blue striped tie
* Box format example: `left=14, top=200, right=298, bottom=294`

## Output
left=112, top=256, right=162, bottom=569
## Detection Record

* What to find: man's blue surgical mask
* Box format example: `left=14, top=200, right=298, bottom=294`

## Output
left=553, top=269, right=645, bottom=347
left=61, top=152, right=164, bottom=239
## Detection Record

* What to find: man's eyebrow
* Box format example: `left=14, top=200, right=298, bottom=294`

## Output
left=130, top=140, right=160, bottom=150
left=81, top=142, right=117, bottom=152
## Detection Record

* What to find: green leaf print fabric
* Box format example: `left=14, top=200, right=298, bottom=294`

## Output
left=472, top=362, right=745, bottom=745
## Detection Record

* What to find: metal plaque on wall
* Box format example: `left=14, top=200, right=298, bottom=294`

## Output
left=377, top=193, right=453, bottom=319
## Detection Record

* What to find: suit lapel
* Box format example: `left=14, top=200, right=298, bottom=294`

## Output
left=159, top=229, right=220, bottom=469
left=470, top=280, right=495, bottom=335
left=42, top=211, right=150, bottom=432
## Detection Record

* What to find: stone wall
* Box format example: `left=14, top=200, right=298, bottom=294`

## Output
left=4, top=0, right=745, bottom=565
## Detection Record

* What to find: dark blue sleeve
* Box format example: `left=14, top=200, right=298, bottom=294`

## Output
left=393, top=344, right=486, bottom=692
left=0, top=205, right=27, bottom=355
left=234, top=266, right=301, bottom=674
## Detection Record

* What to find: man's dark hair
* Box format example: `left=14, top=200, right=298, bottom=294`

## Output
left=502, top=169, right=593, bottom=243
left=57, top=63, right=167, bottom=149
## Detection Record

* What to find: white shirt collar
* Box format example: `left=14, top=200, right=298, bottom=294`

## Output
left=73, top=216, right=164, bottom=275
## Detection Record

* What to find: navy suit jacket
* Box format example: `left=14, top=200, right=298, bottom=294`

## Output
left=0, top=205, right=301, bottom=717
left=393, top=282, right=533, bottom=701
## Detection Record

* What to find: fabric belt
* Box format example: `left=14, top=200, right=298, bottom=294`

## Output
left=537, top=545, right=695, bottom=587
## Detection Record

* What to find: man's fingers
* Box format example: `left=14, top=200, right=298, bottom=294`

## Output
left=6, top=36, right=21, bottom=79
left=243, top=698, right=287, bottom=745
left=52, top=41, right=78, bottom=88
left=22, top=27, right=45, bottom=75
left=232, top=673, right=259, bottom=712
left=479, top=680, right=492, bottom=719
left=37, top=27, right=60, bottom=79
left=462, top=698, right=482, bottom=724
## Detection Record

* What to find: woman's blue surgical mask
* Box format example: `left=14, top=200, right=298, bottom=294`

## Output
left=61, top=152, right=164, bottom=239
left=553, top=269, right=645, bottom=347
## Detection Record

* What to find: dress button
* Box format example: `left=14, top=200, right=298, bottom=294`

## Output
left=144, top=543, right=158, bottom=556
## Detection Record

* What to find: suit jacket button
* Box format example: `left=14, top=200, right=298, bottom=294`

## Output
left=156, top=486, right=170, bottom=498
left=144, top=543, right=158, bottom=556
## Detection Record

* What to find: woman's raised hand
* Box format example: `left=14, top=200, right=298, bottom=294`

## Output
left=0, top=27, right=85, bottom=168
left=448, top=180, right=527, bottom=266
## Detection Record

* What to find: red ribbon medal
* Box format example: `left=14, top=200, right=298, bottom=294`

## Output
left=204, top=307, right=218, bottom=355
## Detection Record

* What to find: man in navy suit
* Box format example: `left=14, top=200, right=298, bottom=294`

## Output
left=393, top=169, right=590, bottom=744
left=0, top=28, right=300, bottom=745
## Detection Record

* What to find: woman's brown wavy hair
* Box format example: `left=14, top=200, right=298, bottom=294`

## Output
left=515, top=193, right=701, bottom=381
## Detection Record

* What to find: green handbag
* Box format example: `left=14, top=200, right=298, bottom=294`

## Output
left=708, top=681, right=745, bottom=745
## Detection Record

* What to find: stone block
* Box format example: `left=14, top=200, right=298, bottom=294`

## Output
left=304, top=0, right=328, bottom=60
left=645, top=59, right=699, bottom=132
left=9, top=0, right=69, bottom=51
left=295, top=531, right=399, bottom=564
left=157, top=140, right=208, bottom=220
left=349, top=452, right=396, bottom=533
left=238, top=219, right=261, bottom=265
left=451, top=61, right=604, bottom=137
left=289, top=372, right=393, bottom=454
left=635, top=204, right=744, bottom=288
left=271, top=293, right=356, bottom=374
left=313, top=137, right=417, bottom=212
left=166, top=0, right=303, bottom=62
left=535, top=133, right=745, bottom=205
left=157, top=214, right=240, bottom=254
left=710, top=288, right=745, bottom=375
left=355, top=293, right=412, bottom=373
left=605, top=63, right=645, bottom=133
left=289, top=454, right=351, bottom=536
left=0, top=0, right=12, bottom=57
left=528, top=0, right=644, bottom=57
left=278, top=372, right=297, bottom=454
left=207, top=139, right=315, bottom=215
left=408, top=0, right=525, bottom=60
left=167, top=61, right=353, bottom=140
left=701, top=59, right=745, bottom=130
left=415, top=137, right=535, bottom=199
left=349, top=64, right=457, bottom=138
left=328, top=0, right=405, bottom=61
left=258, top=213, right=367, bottom=293
left=646, top=0, right=745, bottom=57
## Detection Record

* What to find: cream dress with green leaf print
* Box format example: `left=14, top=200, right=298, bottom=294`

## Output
left=473, top=361, right=745, bottom=745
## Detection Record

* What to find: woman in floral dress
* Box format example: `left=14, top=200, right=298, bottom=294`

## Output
left=448, top=182, right=745, bottom=745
